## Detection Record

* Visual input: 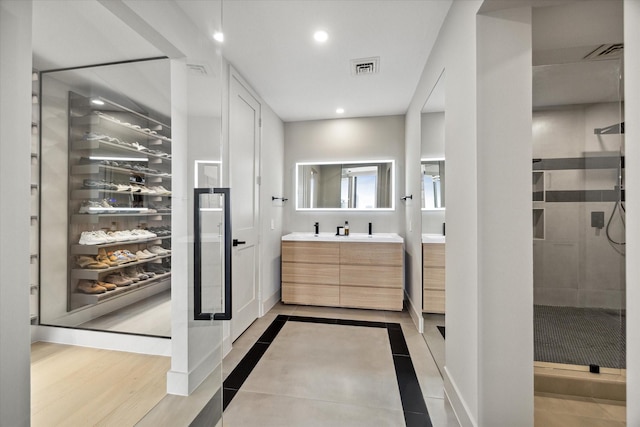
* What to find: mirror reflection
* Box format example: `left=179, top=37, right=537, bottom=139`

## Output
left=421, top=159, right=445, bottom=209
left=296, top=160, right=394, bottom=210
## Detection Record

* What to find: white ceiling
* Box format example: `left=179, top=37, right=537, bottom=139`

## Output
left=218, top=0, right=453, bottom=122
left=33, top=0, right=452, bottom=123
left=32, top=0, right=625, bottom=120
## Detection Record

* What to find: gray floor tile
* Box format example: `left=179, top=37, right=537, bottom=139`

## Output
left=224, top=391, right=406, bottom=427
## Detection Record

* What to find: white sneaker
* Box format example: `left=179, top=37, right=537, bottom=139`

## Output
left=78, top=231, right=107, bottom=245
left=135, top=250, right=156, bottom=259
left=95, top=230, right=117, bottom=243
left=148, top=245, right=170, bottom=255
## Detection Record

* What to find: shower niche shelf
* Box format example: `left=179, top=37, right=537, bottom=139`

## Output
left=533, top=171, right=544, bottom=202
left=533, top=208, right=545, bottom=240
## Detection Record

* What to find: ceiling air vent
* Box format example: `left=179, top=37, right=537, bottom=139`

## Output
left=583, top=44, right=624, bottom=61
left=187, top=63, right=208, bottom=75
left=351, top=57, right=380, bottom=76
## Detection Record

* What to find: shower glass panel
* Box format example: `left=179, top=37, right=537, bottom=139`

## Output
left=532, top=59, right=625, bottom=370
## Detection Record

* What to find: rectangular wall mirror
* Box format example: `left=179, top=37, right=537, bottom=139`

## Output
left=421, top=158, right=445, bottom=210
left=296, top=160, right=395, bottom=210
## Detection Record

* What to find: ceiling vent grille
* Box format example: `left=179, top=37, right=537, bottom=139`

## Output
left=351, top=57, right=380, bottom=76
left=187, top=63, right=208, bottom=75
left=583, top=43, right=624, bottom=61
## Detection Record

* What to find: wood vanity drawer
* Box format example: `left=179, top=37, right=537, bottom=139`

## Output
left=340, top=242, right=403, bottom=266
left=423, top=267, right=445, bottom=290
left=423, top=243, right=445, bottom=267
left=340, top=286, right=403, bottom=311
left=282, top=283, right=339, bottom=306
left=282, top=262, right=339, bottom=285
left=282, top=241, right=339, bottom=264
left=340, top=265, right=403, bottom=288
left=423, top=289, right=445, bottom=314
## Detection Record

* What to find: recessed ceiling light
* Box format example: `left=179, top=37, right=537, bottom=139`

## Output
left=91, top=99, right=105, bottom=106
left=213, top=32, right=224, bottom=42
left=336, top=108, right=345, bottom=114
left=314, top=30, right=328, bottom=43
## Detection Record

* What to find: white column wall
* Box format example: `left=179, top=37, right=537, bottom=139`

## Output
left=625, top=0, right=640, bottom=423
left=0, top=0, right=33, bottom=425
left=405, top=108, right=423, bottom=329
left=405, top=2, right=482, bottom=424
left=260, top=104, right=285, bottom=312
left=476, top=7, right=533, bottom=425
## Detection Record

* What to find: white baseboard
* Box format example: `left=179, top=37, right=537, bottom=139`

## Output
left=262, top=289, right=280, bottom=315
left=405, top=290, right=424, bottom=333
left=167, top=343, right=223, bottom=396
left=443, top=366, right=477, bottom=427
left=34, top=325, right=171, bottom=356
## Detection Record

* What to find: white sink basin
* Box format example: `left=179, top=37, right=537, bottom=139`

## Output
left=422, top=233, right=445, bottom=244
left=282, top=232, right=403, bottom=243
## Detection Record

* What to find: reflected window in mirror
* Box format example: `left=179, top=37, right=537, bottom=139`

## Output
left=421, top=159, right=445, bottom=210
left=296, top=160, right=394, bottom=210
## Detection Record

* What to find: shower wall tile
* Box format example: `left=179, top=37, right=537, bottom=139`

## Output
left=544, top=169, right=618, bottom=192
left=540, top=242, right=579, bottom=289
left=577, top=290, right=625, bottom=310
left=533, top=108, right=585, bottom=158
left=544, top=204, right=581, bottom=242
left=534, top=288, right=578, bottom=306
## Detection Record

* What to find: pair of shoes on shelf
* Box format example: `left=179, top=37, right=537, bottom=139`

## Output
left=79, top=230, right=117, bottom=245
left=97, top=248, right=119, bottom=267
left=136, top=249, right=157, bottom=260
left=146, top=263, right=170, bottom=274
left=104, top=271, right=134, bottom=287
left=109, top=249, right=138, bottom=264
left=77, top=280, right=108, bottom=294
left=76, top=256, right=109, bottom=269
left=125, top=265, right=156, bottom=281
left=77, top=279, right=117, bottom=293
left=83, top=179, right=118, bottom=190
left=148, top=246, right=170, bottom=256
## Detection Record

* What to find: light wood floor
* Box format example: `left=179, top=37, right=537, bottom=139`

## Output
left=31, top=342, right=169, bottom=427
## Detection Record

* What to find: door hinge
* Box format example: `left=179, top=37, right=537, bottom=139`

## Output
left=256, top=176, right=261, bottom=185
left=259, top=118, right=262, bottom=128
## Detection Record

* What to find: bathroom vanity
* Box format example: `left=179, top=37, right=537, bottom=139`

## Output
left=281, top=233, right=404, bottom=311
left=422, top=234, right=446, bottom=314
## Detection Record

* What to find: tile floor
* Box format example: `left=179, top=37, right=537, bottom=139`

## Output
left=219, top=303, right=459, bottom=427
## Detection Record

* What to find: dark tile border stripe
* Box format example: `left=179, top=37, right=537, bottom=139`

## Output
left=219, top=314, right=432, bottom=426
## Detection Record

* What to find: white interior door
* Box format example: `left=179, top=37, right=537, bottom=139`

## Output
left=229, top=73, right=260, bottom=341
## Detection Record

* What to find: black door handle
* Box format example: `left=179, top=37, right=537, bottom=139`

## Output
left=194, top=187, right=232, bottom=321
left=233, top=239, right=246, bottom=247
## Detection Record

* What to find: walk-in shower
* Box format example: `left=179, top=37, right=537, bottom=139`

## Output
left=532, top=56, right=625, bottom=371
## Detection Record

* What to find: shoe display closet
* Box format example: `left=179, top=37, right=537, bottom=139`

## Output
left=67, top=92, right=172, bottom=310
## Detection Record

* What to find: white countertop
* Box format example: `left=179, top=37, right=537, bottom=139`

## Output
left=282, top=232, right=404, bottom=243
left=422, top=234, right=446, bottom=244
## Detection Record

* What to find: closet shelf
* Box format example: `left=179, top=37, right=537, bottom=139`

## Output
left=71, top=113, right=172, bottom=143
left=70, top=273, right=171, bottom=306
left=71, top=140, right=171, bottom=162
left=71, top=212, right=171, bottom=224
left=71, top=164, right=172, bottom=179
left=71, top=254, right=172, bottom=279
left=71, top=236, right=171, bottom=254
left=71, top=188, right=171, bottom=199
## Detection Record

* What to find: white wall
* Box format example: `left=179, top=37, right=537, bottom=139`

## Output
left=406, top=2, right=482, bottom=424
left=283, top=115, right=405, bottom=235
left=624, top=0, right=640, bottom=423
left=0, top=1, right=32, bottom=425
left=260, top=103, right=285, bottom=312
left=476, top=6, right=533, bottom=425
